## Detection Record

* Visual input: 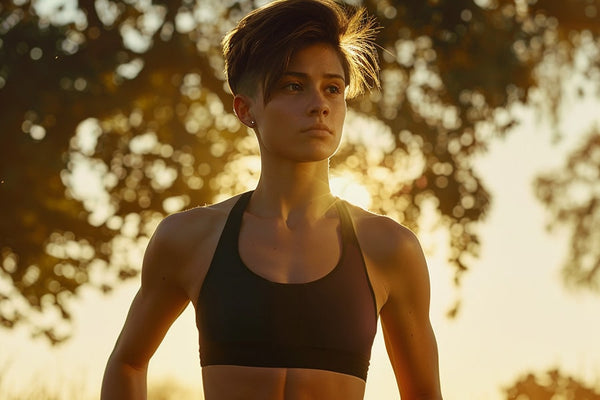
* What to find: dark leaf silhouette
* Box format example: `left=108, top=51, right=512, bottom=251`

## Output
left=534, top=130, right=600, bottom=291
left=504, top=368, right=600, bottom=399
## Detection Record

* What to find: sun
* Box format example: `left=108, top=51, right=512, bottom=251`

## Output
left=330, top=173, right=372, bottom=209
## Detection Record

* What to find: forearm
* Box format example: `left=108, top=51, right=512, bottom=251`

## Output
left=101, top=355, right=148, bottom=400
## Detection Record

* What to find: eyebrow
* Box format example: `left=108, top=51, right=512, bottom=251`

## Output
left=282, top=71, right=346, bottom=83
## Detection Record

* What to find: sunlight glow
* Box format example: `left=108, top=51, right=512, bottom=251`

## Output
left=331, top=174, right=372, bottom=209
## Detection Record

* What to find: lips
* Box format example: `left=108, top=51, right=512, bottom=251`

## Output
left=302, top=123, right=332, bottom=134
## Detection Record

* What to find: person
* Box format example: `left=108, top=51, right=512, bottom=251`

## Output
left=101, top=0, right=443, bottom=399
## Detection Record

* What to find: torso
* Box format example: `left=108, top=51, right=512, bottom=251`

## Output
left=168, top=193, right=391, bottom=400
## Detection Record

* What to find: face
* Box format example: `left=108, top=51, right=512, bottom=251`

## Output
left=239, top=43, right=347, bottom=163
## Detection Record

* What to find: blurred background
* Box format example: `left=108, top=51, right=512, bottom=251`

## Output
left=1, top=0, right=599, bottom=398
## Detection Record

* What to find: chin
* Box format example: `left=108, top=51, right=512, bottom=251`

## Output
left=294, top=146, right=339, bottom=162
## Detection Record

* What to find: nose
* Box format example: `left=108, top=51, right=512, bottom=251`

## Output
left=307, top=90, right=330, bottom=117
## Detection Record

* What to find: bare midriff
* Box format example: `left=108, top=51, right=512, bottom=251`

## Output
left=202, top=365, right=367, bottom=400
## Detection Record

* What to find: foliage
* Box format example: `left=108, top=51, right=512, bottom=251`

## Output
left=148, top=377, right=202, bottom=400
left=0, top=356, right=90, bottom=400
left=0, top=356, right=200, bottom=400
left=504, top=368, right=600, bottom=399
left=0, top=0, right=599, bottom=342
left=535, top=130, right=600, bottom=291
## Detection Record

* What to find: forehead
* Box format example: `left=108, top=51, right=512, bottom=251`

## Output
left=285, top=43, right=346, bottom=79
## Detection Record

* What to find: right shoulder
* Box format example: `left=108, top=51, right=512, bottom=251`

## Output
left=149, top=194, right=243, bottom=257
left=140, top=194, right=244, bottom=285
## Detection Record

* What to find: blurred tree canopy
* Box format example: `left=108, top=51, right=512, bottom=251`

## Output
left=0, top=0, right=598, bottom=343
left=504, top=368, right=600, bottom=399
left=535, top=130, right=600, bottom=292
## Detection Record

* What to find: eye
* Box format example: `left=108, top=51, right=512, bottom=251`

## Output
left=326, top=84, right=343, bottom=95
left=283, top=82, right=303, bottom=92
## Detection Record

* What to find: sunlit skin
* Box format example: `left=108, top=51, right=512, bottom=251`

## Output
left=101, top=44, right=442, bottom=399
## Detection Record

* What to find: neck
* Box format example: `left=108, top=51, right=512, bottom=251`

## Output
left=249, top=159, right=336, bottom=225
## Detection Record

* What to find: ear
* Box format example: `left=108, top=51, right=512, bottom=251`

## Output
left=233, top=94, right=256, bottom=128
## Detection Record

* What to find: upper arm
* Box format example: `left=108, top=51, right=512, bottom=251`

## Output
left=108, top=217, right=191, bottom=370
left=377, top=224, right=442, bottom=399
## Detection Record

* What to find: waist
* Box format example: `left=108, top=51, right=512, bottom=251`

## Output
left=201, top=364, right=366, bottom=400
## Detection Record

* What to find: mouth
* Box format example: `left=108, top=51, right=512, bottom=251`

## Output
left=302, top=124, right=332, bottom=135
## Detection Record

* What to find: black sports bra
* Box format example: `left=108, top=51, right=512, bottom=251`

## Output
left=196, top=191, right=377, bottom=380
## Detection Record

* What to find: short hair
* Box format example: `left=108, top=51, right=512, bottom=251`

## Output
left=222, top=0, right=380, bottom=102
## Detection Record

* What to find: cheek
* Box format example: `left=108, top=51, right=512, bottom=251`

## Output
left=334, top=102, right=347, bottom=127
left=256, top=104, right=295, bottom=144
left=263, top=102, right=300, bottom=129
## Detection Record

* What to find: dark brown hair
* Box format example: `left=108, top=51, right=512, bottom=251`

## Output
left=222, top=0, right=380, bottom=102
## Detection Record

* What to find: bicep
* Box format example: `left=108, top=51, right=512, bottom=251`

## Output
left=110, top=284, right=188, bottom=369
left=381, top=305, right=441, bottom=399
left=109, top=226, right=190, bottom=369
left=379, top=228, right=442, bottom=399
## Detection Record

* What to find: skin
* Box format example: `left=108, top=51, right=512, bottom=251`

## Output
left=101, top=43, right=442, bottom=400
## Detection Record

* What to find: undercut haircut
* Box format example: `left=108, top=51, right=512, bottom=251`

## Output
left=222, top=0, right=380, bottom=103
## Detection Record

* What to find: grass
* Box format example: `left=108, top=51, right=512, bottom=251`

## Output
left=0, top=359, right=202, bottom=400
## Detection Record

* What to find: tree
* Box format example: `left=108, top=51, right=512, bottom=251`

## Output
left=504, top=368, right=600, bottom=399
left=0, top=0, right=598, bottom=343
left=535, top=129, right=600, bottom=291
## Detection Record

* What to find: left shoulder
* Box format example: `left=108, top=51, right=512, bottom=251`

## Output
left=343, top=201, right=424, bottom=266
left=342, top=201, right=429, bottom=304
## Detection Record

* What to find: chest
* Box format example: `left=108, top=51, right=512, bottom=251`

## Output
left=238, top=215, right=341, bottom=284
left=195, top=198, right=382, bottom=380
left=197, top=210, right=378, bottom=378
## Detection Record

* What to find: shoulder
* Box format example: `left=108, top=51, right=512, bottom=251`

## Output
left=141, top=194, right=243, bottom=282
left=150, top=194, right=241, bottom=252
left=344, top=202, right=423, bottom=266
left=343, top=201, right=429, bottom=301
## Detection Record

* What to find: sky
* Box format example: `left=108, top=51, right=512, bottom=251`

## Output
left=2, top=73, right=600, bottom=399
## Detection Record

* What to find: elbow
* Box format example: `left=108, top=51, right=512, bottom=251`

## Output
left=101, top=353, right=148, bottom=399
left=105, top=351, right=149, bottom=375
left=400, top=385, right=443, bottom=400
left=414, top=391, right=443, bottom=400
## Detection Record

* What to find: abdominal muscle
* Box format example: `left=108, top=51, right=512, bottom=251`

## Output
left=201, top=365, right=367, bottom=400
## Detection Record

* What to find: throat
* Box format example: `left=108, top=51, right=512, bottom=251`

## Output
left=281, top=198, right=339, bottom=231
